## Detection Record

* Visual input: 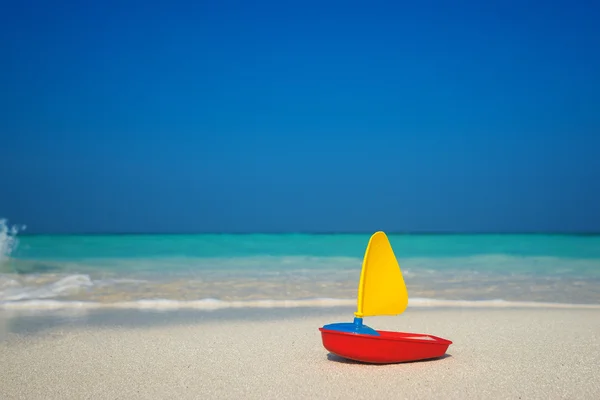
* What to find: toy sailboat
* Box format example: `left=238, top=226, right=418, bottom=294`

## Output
left=319, top=231, right=452, bottom=364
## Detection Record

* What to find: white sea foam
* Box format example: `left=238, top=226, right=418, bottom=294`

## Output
left=0, top=273, right=154, bottom=302
left=1, top=253, right=599, bottom=304
left=0, top=274, right=94, bottom=301
left=1, top=297, right=599, bottom=313
left=0, top=219, right=25, bottom=264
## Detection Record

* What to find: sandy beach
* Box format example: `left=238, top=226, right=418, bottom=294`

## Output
left=1, top=307, right=599, bottom=399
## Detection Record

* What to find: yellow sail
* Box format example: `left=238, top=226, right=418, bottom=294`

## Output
left=354, top=231, right=408, bottom=318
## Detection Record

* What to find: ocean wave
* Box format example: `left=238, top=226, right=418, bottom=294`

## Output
left=1, top=297, right=599, bottom=312
left=0, top=219, right=26, bottom=264
left=5, top=253, right=600, bottom=276
left=0, top=274, right=94, bottom=301
left=2, top=257, right=600, bottom=305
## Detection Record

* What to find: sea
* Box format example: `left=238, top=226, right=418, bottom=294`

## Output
left=1, top=220, right=600, bottom=313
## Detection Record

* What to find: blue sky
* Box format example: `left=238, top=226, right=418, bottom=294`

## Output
left=1, top=0, right=599, bottom=233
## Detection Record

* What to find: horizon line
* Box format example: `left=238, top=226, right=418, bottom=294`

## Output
left=14, top=230, right=600, bottom=237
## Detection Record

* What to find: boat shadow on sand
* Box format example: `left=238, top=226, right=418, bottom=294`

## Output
left=325, top=352, right=453, bottom=365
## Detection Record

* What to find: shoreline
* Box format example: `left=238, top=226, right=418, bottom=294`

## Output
left=3, top=299, right=600, bottom=339
left=2, top=296, right=600, bottom=313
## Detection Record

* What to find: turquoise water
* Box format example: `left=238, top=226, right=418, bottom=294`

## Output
left=1, top=226, right=600, bottom=310
left=10, top=233, right=600, bottom=260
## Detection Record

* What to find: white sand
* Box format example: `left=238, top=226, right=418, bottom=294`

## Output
left=2, top=308, right=600, bottom=399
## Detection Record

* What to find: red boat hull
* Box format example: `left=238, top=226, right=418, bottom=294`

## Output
left=319, top=328, right=452, bottom=364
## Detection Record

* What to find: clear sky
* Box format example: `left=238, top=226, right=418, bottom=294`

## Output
left=1, top=0, right=599, bottom=234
